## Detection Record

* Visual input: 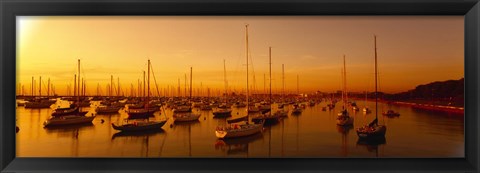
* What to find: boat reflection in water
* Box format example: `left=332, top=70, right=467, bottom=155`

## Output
left=356, top=136, right=387, bottom=153
left=215, top=133, right=263, bottom=156
left=111, top=129, right=165, bottom=140
left=16, top=98, right=464, bottom=157
left=337, top=125, right=353, bottom=156
left=336, top=124, right=353, bottom=134
left=44, top=123, right=94, bottom=133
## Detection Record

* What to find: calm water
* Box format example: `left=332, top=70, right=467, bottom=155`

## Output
left=16, top=99, right=464, bottom=158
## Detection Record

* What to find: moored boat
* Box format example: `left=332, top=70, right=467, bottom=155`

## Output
left=112, top=59, right=167, bottom=132
left=226, top=115, right=248, bottom=124
left=44, top=114, right=95, bottom=127
left=363, top=107, right=372, bottom=114
left=44, top=59, right=95, bottom=127
left=291, top=104, right=302, bottom=114
left=252, top=112, right=280, bottom=124
left=215, top=121, right=264, bottom=139
left=336, top=110, right=354, bottom=126
left=215, top=24, right=264, bottom=139
left=213, top=108, right=232, bottom=118
left=111, top=120, right=167, bottom=132
left=336, top=55, right=354, bottom=126
left=96, top=105, right=121, bottom=114
left=382, top=110, right=400, bottom=117
left=173, top=112, right=201, bottom=122
left=356, top=35, right=387, bottom=140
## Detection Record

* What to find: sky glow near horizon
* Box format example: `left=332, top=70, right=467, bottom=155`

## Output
left=16, top=16, right=464, bottom=96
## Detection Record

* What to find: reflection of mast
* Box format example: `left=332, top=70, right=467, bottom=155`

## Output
left=158, top=132, right=167, bottom=156
left=340, top=127, right=348, bottom=157
left=71, top=129, right=79, bottom=157
left=143, top=135, right=149, bottom=157
left=296, top=115, right=299, bottom=152
left=189, top=124, right=192, bottom=157
left=269, top=127, right=271, bottom=157
left=281, top=119, right=284, bottom=156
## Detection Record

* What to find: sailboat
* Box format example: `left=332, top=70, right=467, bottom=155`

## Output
left=111, top=59, right=168, bottom=131
left=44, top=59, right=95, bottom=127
left=25, top=77, right=56, bottom=109
left=336, top=55, right=354, bottom=126
left=213, top=59, right=232, bottom=118
left=275, top=63, right=289, bottom=117
left=96, top=76, right=122, bottom=114
left=356, top=35, right=387, bottom=139
left=291, top=104, right=302, bottom=114
left=252, top=47, right=281, bottom=124
left=362, top=91, right=372, bottom=114
left=216, top=24, right=264, bottom=138
left=291, top=75, right=303, bottom=115
left=173, top=67, right=201, bottom=122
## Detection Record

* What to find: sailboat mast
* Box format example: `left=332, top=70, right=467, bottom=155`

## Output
left=190, top=67, right=193, bottom=100
left=39, top=76, right=41, bottom=97
left=184, top=74, right=187, bottom=97
left=31, top=77, right=34, bottom=96
left=245, top=24, right=249, bottom=113
left=374, top=35, right=378, bottom=124
left=143, top=71, right=146, bottom=101
left=74, top=75, right=76, bottom=97
left=269, top=47, right=272, bottom=104
left=297, top=75, right=299, bottom=95
left=110, top=75, right=113, bottom=97
left=147, top=60, right=150, bottom=109
left=282, top=64, right=285, bottom=99
left=224, top=59, right=227, bottom=103
left=77, top=59, right=80, bottom=104
left=47, top=78, right=50, bottom=97
left=341, top=68, right=344, bottom=107
left=343, top=55, right=347, bottom=108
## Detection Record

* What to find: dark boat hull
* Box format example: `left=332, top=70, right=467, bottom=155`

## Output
left=213, top=111, right=232, bottom=118
left=111, top=120, right=167, bottom=132
left=127, top=109, right=155, bottom=119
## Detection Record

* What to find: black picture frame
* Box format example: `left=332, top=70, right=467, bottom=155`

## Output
left=1, top=0, right=479, bottom=172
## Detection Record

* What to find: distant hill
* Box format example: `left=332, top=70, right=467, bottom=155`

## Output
left=382, top=78, right=464, bottom=107
left=386, top=78, right=463, bottom=100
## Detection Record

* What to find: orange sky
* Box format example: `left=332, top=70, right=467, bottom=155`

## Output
left=16, top=16, right=464, bottom=96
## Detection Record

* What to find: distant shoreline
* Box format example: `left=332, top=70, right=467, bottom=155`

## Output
left=354, top=98, right=464, bottom=115
left=390, top=101, right=464, bottom=115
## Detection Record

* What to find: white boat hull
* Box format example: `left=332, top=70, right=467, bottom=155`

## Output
left=215, top=124, right=263, bottom=139
left=174, top=113, right=201, bottom=122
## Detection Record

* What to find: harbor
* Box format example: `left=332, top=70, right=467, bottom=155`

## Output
left=16, top=98, right=464, bottom=157
left=16, top=16, right=464, bottom=158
